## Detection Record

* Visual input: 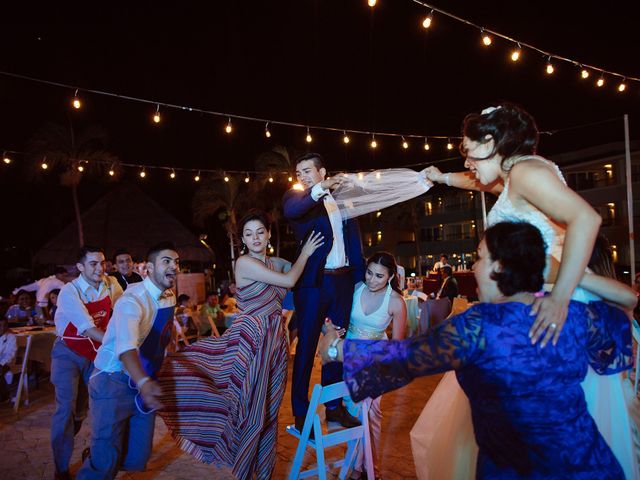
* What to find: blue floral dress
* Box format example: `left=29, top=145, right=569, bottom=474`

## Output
left=343, top=301, right=632, bottom=479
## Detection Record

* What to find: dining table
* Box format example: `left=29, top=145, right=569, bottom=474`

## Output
left=11, top=325, right=57, bottom=371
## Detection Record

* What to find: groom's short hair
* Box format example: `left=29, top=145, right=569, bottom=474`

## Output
left=297, top=152, right=325, bottom=171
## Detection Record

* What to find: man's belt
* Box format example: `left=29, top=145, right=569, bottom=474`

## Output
left=323, top=266, right=353, bottom=276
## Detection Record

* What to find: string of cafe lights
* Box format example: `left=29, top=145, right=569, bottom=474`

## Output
left=0, top=70, right=459, bottom=152
left=366, top=0, right=640, bottom=93
left=0, top=115, right=622, bottom=182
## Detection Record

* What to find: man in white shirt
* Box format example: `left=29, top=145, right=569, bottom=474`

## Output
left=0, top=317, right=17, bottom=403
left=77, top=242, right=178, bottom=480
left=51, top=246, right=123, bottom=480
left=283, top=153, right=366, bottom=432
left=13, top=267, right=68, bottom=312
left=433, top=254, right=450, bottom=273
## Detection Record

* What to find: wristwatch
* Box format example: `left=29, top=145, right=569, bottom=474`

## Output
left=327, top=337, right=342, bottom=361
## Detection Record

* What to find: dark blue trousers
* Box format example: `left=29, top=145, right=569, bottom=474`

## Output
left=291, top=271, right=354, bottom=417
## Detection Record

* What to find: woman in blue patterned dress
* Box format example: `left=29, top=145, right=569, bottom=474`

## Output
left=158, top=210, right=323, bottom=480
left=319, top=222, right=632, bottom=479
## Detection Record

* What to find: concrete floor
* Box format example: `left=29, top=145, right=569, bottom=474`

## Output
left=0, top=355, right=442, bottom=479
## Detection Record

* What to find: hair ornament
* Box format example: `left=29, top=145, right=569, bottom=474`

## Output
left=481, top=106, right=502, bottom=115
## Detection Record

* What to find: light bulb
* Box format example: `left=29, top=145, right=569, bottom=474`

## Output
left=288, top=176, right=293, bottom=182
left=41, top=161, right=48, bottom=170
left=343, top=133, right=350, bottom=144
left=618, top=82, right=626, bottom=92
left=108, top=169, right=115, bottom=177
left=3, top=153, right=11, bottom=164
left=596, top=77, right=605, bottom=87
left=224, top=175, right=230, bottom=182
left=447, top=140, right=454, bottom=150
left=402, top=138, right=409, bottom=149
left=73, top=97, right=81, bottom=109
left=139, top=170, right=146, bottom=178
left=368, top=0, right=376, bottom=6
left=77, top=164, right=84, bottom=172
left=370, top=138, right=377, bottom=149
left=153, top=104, right=161, bottom=124
left=268, top=176, right=274, bottom=183
left=170, top=170, right=176, bottom=179
left=482, top=34, right=492, bottom=46
left=306, top=131, right=312, bottom=143
left=424, top=141, right=430, bottom=151
left=244, top=175, right=250, bottom=183
left=546, top=62, right=554, bottom=75
left=225, top=119, right=233, bottom=134
left=265, top=123, right=271, bottom=138
left=510, top=49, right=521, bottom=62
left=422, top=16, right=432, bottom=29
left=581, top=69, right=589, bottom=79
left=194, top=173, right=201, bottom=182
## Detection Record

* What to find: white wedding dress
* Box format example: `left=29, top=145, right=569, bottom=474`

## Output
left=410, top=156, right=638, bottom=479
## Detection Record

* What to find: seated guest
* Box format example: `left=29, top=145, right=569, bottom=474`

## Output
left=109, top=249, right=144, bottom=291
left=319, top=222, right=632, bottom=479
left=35, top=267, right=68, bottom=312
left=200, top=293, right=225, bottom=335
left=0, top=317, right=17, bottom=403
left=435, top=265, right=458, bottom=305
left=47, top=288, right=60, bottom=323
left=175, top=294, right=197, bottom=336
left=220, top=281, right=239, bottom=313
left=432, top=254, right=449, bottom=273
left=6, top=290, right=37, bottom=326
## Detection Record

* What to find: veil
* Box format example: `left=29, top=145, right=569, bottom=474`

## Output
left=331, top=168, right=433, bottom=220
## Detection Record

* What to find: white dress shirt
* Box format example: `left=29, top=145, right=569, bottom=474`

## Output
left=94, top=277, right=176, bottom=374
left=55, top=275, right=123, bottom=337
left=0, top=332, right=17, bottom=367
left=311, top=183, right=347, bottom=269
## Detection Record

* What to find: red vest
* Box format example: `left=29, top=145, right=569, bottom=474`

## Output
left=62, top=283, right=114, bottom=361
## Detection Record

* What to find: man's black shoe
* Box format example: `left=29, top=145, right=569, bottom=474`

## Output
left=294, top=415, right=314, bottom=440
left=325, top=404, right=361, bottom=428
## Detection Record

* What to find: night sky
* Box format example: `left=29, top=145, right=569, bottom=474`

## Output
left=1, top=1, right=639, bottom=278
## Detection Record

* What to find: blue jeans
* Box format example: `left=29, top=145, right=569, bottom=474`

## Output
left=77, top=370, right=155, bottom=480
left=50, top=339, right=93, bottom=473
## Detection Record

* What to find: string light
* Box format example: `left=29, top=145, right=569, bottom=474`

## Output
left=108, top=164, right=115, bottom=176
left=41, top=157, right=48, bottom=170
left=77, top=164, right=84, bottom=172
left=446, top=138, right=454, bottom=150
left=139, top=168, right=146, bottom=178
left=618, top=80, right=627, bottom=92
left=402, top=137, right=409, bottom=149
left=305, top=127, right=312, bottom=143
left=288, top=176, right=293, bottom=182
left=596, top=75, right=605, bottom=88
left=72, top=89, right=81, bottom=109
left=423, top=138, right=430, bottom=151
left=580, top=68, right=590, bottom=79
left=343, top=131, right=350, bottom=144
left=367, top=0, right=376, bottom=6
left=268, top=175, right=274, bottom=183
left=545, top=57, right=554, bottom=75
left=370, top=135, right=377, bottom=149
left=152, top=104, right=161, bottom=124
left=194, top=171, right=201, bottom=182
left=244, top=173, right=250, bottom=183
left=2, top=152, right=11, bottom=164
left=264, top=122, right=271, bottom=138
left=510, top=44, right=521, bottom=62
left=225, top=117, right=233, bottom=134
left=422, top=10, right=434, bottom=29
left=170, top=169, right=176, bottom=179
left=224, top=173, right=230, bottom=182
left=481, top=30, right=492, bottom=46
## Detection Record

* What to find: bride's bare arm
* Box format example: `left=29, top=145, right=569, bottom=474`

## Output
left=422, top=166, right=502, bottom=194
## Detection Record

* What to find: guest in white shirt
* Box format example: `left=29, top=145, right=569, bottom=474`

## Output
left=432, top=254, right=450, bottom=273
left=0, top=318, right=17, bottom=402
left=78, top=242, right=178, bottom=480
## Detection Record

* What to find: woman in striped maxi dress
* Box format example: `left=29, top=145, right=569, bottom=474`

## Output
left=158, top=210, right=324, bottom=479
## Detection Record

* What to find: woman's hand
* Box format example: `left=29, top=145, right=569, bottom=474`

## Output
left=318, top=319, right=342, bottom=364
left=421, top=166, right=445, bottom=183
left=300, top=231, right=324, bottom=258
left=529, top=295, right=569, bottom=347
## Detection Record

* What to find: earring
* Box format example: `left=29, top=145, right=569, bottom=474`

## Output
left=240, top=243, right=247, bottom=254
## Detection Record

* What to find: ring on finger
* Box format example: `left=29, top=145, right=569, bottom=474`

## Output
left=549, top=323, right=557, bottom=329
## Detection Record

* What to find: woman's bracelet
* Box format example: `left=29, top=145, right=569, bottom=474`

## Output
left=444, top=173, right=451, bottom=186
left=137, top=376, right=152, bottom=389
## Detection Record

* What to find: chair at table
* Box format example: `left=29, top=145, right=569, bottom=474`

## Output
left=419, top=298, right=451, bottom=332
left=449, top=297, right=470, bottom=318
left=12, top=335, right=33, bottom=413
left=286, top=381, right=374, bottom=480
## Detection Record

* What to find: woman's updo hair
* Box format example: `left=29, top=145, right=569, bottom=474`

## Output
left=483, top=222, right=546, bottom=296
left=237, top=210, right=271, bottom=254
left=366, top=251, right=403, bottom=296
left=462, top=103, right=539, bottom=168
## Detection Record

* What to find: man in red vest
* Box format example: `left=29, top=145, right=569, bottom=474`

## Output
left=51, top=245, right=123, bottom=480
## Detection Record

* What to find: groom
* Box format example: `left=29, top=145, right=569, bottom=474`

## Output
left=283, top=152, right=365, bottom=430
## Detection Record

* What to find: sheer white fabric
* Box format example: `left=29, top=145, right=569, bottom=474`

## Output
left=331, top=169, right=432, bottom=220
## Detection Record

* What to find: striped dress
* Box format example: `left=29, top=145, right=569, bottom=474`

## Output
left=158, top=259, right=288, bottom=480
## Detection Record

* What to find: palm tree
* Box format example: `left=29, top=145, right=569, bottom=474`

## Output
left=28, top=122, right=118, bottom=247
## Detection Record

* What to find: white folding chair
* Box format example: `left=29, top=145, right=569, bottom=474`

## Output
left=12, top=335, right=33, bottom=413
left=286, top=381, right=374, bottom=480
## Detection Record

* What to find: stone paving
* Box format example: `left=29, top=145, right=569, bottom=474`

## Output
left=0, top=356, right=441, bottom=479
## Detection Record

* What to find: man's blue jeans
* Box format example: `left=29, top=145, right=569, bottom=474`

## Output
left=77, top=370, right=155, bottom=480
left=50, top=339, right=92, bottom=474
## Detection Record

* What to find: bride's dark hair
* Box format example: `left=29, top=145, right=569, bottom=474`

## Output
left=461, top=102, right=539, bottom=169
left=366, top=251, right=403, bottom=295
